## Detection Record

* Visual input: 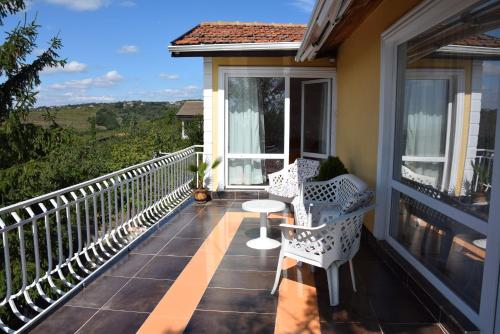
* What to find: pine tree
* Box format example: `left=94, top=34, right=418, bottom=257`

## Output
left=0, top=0, right=66, bottom=121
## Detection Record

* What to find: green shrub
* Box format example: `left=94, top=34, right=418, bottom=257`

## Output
left=315, top=156, right=348, bottom=181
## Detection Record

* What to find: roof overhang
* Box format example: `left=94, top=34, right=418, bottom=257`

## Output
left=296, top=0, right=383, bottom=62
left=169, top=42, right=301, bottom=57
left=296, top=0, right=353, bottom=62
left=437, top=44, right=500, bottom=56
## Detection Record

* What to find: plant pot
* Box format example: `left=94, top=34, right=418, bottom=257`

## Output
left=193, top=188, right=210, bottom=203
left=471, top=191, right=488, bottom=205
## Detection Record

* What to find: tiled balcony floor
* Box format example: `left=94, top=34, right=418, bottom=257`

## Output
left=29, top=200, right=445, bottom=334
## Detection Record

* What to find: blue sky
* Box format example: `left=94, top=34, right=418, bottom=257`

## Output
left=3, top=0, right=314, bottom=106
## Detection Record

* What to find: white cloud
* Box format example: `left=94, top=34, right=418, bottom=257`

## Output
left=45, top=0, right=109, bottom=11
left=37, top=92, right=116, bottom=106
left=42, top=61, right=87, bottom=75
left=159, top=73, right=180, bottom=80
left=119, top=1, right=136, bottom=7
left=49, top=70, right=123, bottom=90
left=291, top=0, right=315, bottom=13
left=160, top=85, right=201, bottom=100
left=118, top=45, right=139, bottom=54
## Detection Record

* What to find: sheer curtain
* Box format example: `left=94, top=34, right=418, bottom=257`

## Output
left=228, top=77, right=265, bottom=185
left=403, top=79, right=449, bottom=186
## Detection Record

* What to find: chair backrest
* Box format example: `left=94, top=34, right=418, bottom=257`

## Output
left=272, top=158, right=319, bottom=198
left=303, top=174, right=368, bottom=204
left=285, top=206, right=373, bottom=267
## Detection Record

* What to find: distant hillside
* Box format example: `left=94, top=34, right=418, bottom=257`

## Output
left=26, top=100, right=189, bottom=131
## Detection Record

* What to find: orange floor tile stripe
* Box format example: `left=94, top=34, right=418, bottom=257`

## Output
left=273, top=234, right=321, bottom=334
left=137, top=211, right=248, bottom=334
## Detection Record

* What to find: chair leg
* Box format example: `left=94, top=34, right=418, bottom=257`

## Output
left=349, top=260, right=357, bottom=292
left=271, top=254, right=285, bottom=295
left=326, top=265, right=339, bottom=306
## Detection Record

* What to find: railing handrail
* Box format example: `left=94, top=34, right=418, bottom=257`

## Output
left=0, top=145, right=203, bottom=215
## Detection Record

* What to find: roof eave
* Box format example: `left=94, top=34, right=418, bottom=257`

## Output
left=168, top=42, right=301, bottom=56
left=296, top=0, right=352, bottom=62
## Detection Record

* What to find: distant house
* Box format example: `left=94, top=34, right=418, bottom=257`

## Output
left=176, top=100, right=203, bottom=139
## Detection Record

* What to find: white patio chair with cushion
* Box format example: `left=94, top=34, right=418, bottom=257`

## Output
left=266, top=158, right=320, bottom=202
left=271, top=204, right=374, bottom=306
left=292, top=174, right=371, bottom=227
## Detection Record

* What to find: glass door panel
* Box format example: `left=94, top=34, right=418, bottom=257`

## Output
left=301, top=79, right=331, bottom=158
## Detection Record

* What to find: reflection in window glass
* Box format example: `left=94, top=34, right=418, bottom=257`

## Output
left=390, top=191, right=485, bottom=311
left=227, top=159, right=284, bottom=186
left=393, top=2, right=499, bottom=220
left=228, top=77, right=285, bottom=154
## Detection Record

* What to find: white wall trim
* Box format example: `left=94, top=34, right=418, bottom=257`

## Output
left=202, top=57, right=214, bottom=190
left=169, top=42, right=301, bottom=54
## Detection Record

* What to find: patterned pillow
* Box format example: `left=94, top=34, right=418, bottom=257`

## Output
left=341, top=190, right=374, bottom=214
left=309, top=203, right=342, bottom=226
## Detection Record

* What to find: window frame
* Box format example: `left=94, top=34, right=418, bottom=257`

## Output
left=375, top=0, right=500, bottom=331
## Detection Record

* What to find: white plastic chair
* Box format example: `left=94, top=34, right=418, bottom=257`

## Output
left=266, top=158, right=320, bottom=200
left=271, top=205, right=374, bottom=306
left=292, top=174, right=370, bottom=227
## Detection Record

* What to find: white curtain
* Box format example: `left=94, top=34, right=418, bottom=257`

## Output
left=403, top=79, right=449, bottom=186
left=228, top=77, right=265, bottom=185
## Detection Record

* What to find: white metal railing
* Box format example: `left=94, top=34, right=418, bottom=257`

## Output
left=0, top=145, right=202, bottom=333
left=472, top=149, right=494, bottom=192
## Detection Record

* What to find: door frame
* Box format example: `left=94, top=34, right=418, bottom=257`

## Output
left=217, top=66, right=336, bottom=190
left=301, top=78, right=332, bottom=159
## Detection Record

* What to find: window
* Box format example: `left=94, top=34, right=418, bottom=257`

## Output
left=379, top=0, right=500, bottom=326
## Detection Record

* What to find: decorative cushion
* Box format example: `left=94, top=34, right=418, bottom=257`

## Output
left=341, top=190, right=374, bottom=214
left=309, top=203, right=342, bottom=227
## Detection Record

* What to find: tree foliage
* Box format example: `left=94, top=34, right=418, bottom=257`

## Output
left=0, top=0, right=66, bottom=121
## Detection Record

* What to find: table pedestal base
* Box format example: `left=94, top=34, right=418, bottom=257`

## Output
left=246, top=212, right=281, bottom=250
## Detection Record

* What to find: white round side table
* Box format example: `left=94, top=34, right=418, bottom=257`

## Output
left=242, top=199, right=286, bottom=250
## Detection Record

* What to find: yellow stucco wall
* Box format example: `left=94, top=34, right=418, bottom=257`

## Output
left=336, top=0, right=422, bottom=231
left=210, top=56, right=335, bottom=188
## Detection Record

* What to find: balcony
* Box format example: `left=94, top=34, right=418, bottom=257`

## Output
left=0, top=146, right=445, bottom=333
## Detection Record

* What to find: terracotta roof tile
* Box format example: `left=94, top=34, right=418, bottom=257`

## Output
left=171, top=22, right=306, bottom=46
left=454, top=34, right=500, bottom=48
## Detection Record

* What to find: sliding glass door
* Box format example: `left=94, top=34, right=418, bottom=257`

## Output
left=226, top=77, right=285, bottom=187
left=301, top=79, right=331, bottom=159
left=221, top=68, right=336, bottom=189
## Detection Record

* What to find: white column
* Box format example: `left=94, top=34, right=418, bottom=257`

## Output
left=203, top=57, right=213, bottom=190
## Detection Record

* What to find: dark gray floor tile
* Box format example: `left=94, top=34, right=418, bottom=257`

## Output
left=103, top=278, right=171, bottom=312
left=136, top=255, right=190, bottom=280
left=320, top=321, right=382, bottom=334
left=380, top=323, right=445, bottom=334
left=159, top=237, right=204, bottom=256
left=185, top=310, right=275, bottom=334
left=104, top=254, right=153, bottom=278
left=209, top=270, right=275, bottom=290
left=67, top=276, right=129, bottom=308
left=219, top=255, right=279, bottom=272
left=198, top=287, right=278, bottom=313
left=131, top=236, right=171, bottom=255
left=77, top=309, right=148, bottom=334
left=30, top=306, right=97, bottom=334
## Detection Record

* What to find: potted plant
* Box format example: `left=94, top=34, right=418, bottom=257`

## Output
left=315, top=156, right=348, bottom=181
left=470, top=161, right=490, bottom=204
left=189, top=158, right=221, bottom=203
